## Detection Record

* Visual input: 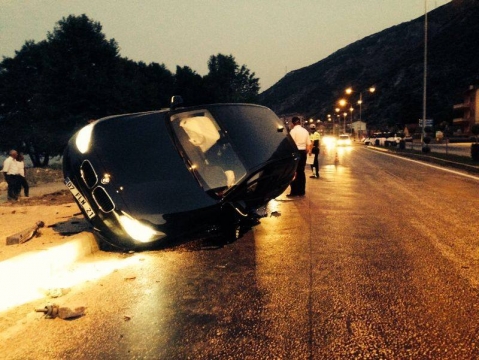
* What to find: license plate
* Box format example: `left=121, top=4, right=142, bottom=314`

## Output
left=64, top=178, right=96, bottom=219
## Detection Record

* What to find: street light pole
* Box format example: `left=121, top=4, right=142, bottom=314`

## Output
left=338, top=100, right=349, bottom=134
left=358, top=93, right=363, bottom=140
left=346, top=87, right=376, bottom=140
left=335, top=108, right=341, bottom=136
left=349, top=107, right=354, bottom=136
left=359, top=92, right=363, bottom=122
left=422, top=0, right=428, bottom=145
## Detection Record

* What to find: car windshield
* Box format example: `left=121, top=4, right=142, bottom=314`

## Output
left=170, top=110, right=247, bottom=193
left=339, top=135, right=349, bottom=140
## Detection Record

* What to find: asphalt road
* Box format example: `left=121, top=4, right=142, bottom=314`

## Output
left=2, top=144, right=479, bottom=359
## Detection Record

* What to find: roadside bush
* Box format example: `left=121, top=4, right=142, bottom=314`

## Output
left=422, top=136, right=431, bottom=153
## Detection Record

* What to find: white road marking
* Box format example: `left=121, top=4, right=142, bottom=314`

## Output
left=370, top=149, right=479, bottom=181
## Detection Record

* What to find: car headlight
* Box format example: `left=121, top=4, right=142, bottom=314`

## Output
left=75, top=123, right=94, bottom=154
left=117, top=212, right=165, bottom=243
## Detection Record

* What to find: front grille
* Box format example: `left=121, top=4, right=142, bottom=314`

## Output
left=80, top=160, right=98, bottom=189
left=92, top=186, right=115, bottom=213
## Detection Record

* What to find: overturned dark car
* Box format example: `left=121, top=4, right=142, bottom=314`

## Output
left=63, top=99, right=299, bottom=250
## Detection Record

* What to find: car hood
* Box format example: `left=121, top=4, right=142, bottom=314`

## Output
left=86, top=112, right=217, bottom=217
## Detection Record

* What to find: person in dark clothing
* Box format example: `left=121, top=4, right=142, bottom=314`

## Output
left=16, top=153, right=29, bottom=197
left=309, top=139, right=320, bottom=178
left=288, top=117, right=311, bottom=197
left=308, top=124, right=320, bottom=178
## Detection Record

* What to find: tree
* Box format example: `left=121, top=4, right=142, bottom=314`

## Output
left=0, top=40, right=54, bottom=165
left=136, top=62, right=175, bottom=110
left=0, top=17, right=262, bottom=167
left=203, top=54, right=259, bottom=103
left=174, top=66, right=207, bottom=106
left=42, top=14, right=122, bottom=125
left=0, top=14, right=122, bottom=166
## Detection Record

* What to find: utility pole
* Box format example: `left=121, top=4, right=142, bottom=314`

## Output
left=422, top=0, right=428, bottom=145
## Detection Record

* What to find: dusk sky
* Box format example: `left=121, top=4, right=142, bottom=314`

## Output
left=1, top=0, right=450, bottom=91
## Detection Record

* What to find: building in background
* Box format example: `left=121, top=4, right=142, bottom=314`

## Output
left=351, top=120, right=368, bottom=139
left=453, top=85, right=479, bottom=136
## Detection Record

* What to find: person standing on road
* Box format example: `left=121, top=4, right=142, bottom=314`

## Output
left=16, top=153, right=29, bottom=197
left=309, top=124, right=320, bottom=178
left=288, top=117, right=311, bottom=197
left=1, top=149, right=20, bottom=201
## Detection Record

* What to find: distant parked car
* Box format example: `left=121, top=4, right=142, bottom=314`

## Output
left=63, top=98, right=299, bottom=250
left=371, top=133, right=388, bottom=146
left=385, top=134, right=402, bottom=146
left=362, top=136, right=373, bottom=145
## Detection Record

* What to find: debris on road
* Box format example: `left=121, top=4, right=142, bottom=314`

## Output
left=48, top=218, right=91, bottom=236
left=35, top=304, right=86, bottom=320
left=6, top=220, right=45, bottom=245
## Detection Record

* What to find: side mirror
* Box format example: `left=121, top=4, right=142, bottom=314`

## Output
left=170, top=95, right=184, bottom=110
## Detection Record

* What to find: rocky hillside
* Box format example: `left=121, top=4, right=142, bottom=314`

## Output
left=259, top=0, right=479, bottom=131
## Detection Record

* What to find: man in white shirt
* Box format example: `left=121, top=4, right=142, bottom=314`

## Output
left=288, top=117, right=311, bottom=197
left=2, top=149, right=20, bottom=201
